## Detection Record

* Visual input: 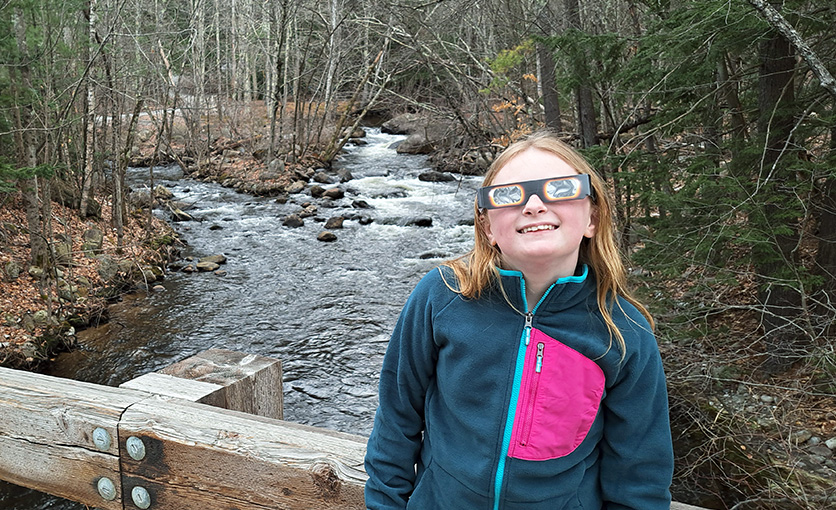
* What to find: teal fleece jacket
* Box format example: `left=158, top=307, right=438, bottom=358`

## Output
left=364, top=265, right=673, bottom=510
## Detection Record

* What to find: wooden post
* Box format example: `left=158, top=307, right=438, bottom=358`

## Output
left=120, top=348, right=283, bottom=419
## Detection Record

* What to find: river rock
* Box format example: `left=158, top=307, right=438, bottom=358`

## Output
left=200, top=254, right=227, bottom=265
left=382, top=112, right=457, bottom=154
left=313, top=171, right=335, bottom=184
left=310, top=185, right=326, bottom=198
left=826, top=438, right=836, bottom=450
left=352, top=199, right=371, bottom=209
left=336, top=169, right=353, bottom=182
left=344, top=127, right=366, bottom=139
left=286, top=180, right=307, bottom=194
left=409, top=217, right=433, bottom=227
left=323, top=187, right=345, bottom=200
left=418, top=171, right=456, bottom=182
left=397, top=133, right=434, bottom=154
left=196, top=260, right=220, bottom=272
left=317, top=231, right=337, bottom=242
left=381, top=113, right=425, bottom=135
left=324, top=217, right=344, bottom=229
left=283, top=214, right=304, bottom=227
left=299, top=204, right=318, bottom=218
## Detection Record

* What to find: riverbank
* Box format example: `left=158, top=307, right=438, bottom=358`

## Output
left=0, top=195, right=179, bottom=370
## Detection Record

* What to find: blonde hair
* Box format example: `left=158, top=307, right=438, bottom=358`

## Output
left=442, top=131, right=653, bottom=356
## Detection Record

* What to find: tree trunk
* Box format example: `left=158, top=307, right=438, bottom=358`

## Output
left=13, top=6, right=49, bottom=267
left=564, top=0, right=597, bottom=147
left=813, top=115, right=836, bottom=337
left=753, top=7, right=803, bottom=374
left=537, top=42, right=562, bottom=132
left=80, top=0, right=98, bottom=219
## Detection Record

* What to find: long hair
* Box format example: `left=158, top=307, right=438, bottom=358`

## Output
left=442, top=131, right=653, bottom=356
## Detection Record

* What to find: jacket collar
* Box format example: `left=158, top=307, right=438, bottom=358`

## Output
left=496, top=264, right=592, bottom=313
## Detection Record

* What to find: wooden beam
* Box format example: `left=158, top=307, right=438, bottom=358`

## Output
left=118, top=397, right=366, bottom=510
left=120, top=348, right=283, bottom=419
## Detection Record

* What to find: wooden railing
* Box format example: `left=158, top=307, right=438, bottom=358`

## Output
left=0, top=349, right=708, bottom=510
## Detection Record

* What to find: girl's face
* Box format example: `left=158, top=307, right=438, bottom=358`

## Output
left=482, top=148, right=597, bottom=279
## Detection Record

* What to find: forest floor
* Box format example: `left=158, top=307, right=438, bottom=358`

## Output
left=0, top=196, right=176, bottom=369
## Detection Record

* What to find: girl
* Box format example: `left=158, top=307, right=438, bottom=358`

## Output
left=365, top=131, right=673, bottom=509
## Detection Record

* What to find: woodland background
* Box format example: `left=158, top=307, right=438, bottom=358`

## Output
left=1, top=0, right=836, bottom=508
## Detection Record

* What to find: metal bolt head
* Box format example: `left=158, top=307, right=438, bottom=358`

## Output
left=92, top=427, right=111, bottom=451
left=126, top=436, right=146, bottom=461
left=97, top=477, right=117, bottom=501
left=132, top=486, right=151, bottom=509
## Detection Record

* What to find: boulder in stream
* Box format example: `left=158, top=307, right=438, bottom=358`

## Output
left=317, top=231, right=337, bottom=242
left=282, top=214, right=304, bottom=228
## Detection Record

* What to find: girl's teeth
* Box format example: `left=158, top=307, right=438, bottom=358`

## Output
left=521, top=225, right=556, bottom=233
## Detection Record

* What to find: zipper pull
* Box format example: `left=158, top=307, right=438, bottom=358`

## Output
left=535, top=342, right=545, bottom=373
left=524, top=312, right=533, bottom=345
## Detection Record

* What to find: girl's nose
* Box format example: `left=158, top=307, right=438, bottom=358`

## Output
left=522, top=193, right=547, bottom=214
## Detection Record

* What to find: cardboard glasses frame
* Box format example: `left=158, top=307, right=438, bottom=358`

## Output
left=477, top=174, right=594, bottom=210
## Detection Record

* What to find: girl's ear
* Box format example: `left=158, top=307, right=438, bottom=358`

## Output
left=584, top=205, right=599, bottom=238
left=480, top=212, right=498, bottom=246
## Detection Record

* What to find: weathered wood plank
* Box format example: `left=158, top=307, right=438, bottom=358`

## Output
left=120, top=372, right=224, bottom=402
left=0, top=435, right=123, bottom=510
left=118, top=395, right=366, bottom=510
left=0, top=366, right=148, bottom=509
left=0, top=366, right=145, bottom=454
left=123, top=348, right=283, bottom=419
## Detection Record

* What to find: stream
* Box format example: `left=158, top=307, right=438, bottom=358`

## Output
left=0, top=128, right=483, bottom=509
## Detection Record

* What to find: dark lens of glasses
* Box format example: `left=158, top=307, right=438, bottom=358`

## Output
left=491, top=185, right=523, bottom=206
left=545, top=178, right=580, bottom=200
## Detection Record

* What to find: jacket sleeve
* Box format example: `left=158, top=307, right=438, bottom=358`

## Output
left=599, top=311, right=674, bottom=510
left=364, top=272, right=443, bottom=509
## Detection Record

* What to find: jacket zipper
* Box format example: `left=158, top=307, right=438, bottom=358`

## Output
left=493, top=278, right=559, bottom=510
left=523, top=312, right=533, bottom=345
left=492, top=267, right=587, bottom=509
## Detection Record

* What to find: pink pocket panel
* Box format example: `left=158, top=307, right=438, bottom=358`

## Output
left=507, top=328, right=605, bottom=461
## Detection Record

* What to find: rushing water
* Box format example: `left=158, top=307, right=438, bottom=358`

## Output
left=1, top=129, right=484, bottom=509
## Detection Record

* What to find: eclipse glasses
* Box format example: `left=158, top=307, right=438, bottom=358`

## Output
left=477, top=174, right=593, bottom=209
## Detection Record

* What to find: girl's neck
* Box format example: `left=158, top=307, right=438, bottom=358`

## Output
left=519, top=261, right=580, bottom=309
